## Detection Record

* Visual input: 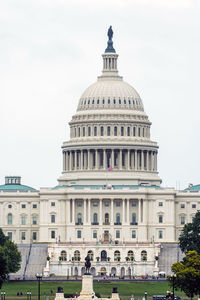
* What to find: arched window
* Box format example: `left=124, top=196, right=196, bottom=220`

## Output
left=100, top=126, right=104, bottom=136
left=119, top=99, right=121, bottom=104
left=61, top=250, right=67, bottom=261
left=105, top=213, right=109, bottom=225
left=108, top=99, right=110, bottom=104
left=78, top=127, right=80, bottom=137
left=114, top=126, right=117, bottom=136
left=77, top=213, right=82, bottom=224
left=127, top=127, right=130, bottom=136
left=83, top=127, right=85, bottom=137
left=88, top=250, right=94, bottom=261
left=133, top=127, right=136, bottom=136
left=74, top=250, right=80, bottom=261
left=107, top=126, right=111, bottom=136
left=101, top=250, right=107, bottom=262
left=141, top=250, right=147, bottom=261
left=114, top=250, right=120, bottom=261
left=92, top=99, right=95, bottom=104
left=128, top=250, right=134, bottom=261
left=94, top=126, right=97, bottom=136
left=88, top=127, right=91, bottom=136
left=132, top=213, right=136, bottom=224
left=124, top=99, right=126, bottom=104
left=113, top=99, right=116, bottom=104
left=102, top=99, right=105, bottom=105
left=116, top=213, right=120, bottom=224
left=138, top=127, right=140, bottom=137
left=8, top=213, right=12, bottom=225
left=121, top=127, right=124, bottom=136
left=93, top=213, right=98, bottom=224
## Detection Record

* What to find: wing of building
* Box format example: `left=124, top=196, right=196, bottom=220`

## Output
left=0, top=28, right=199, bottom=278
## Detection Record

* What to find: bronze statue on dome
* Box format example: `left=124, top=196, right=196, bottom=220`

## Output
left=108, top=26, right=113, bottom=41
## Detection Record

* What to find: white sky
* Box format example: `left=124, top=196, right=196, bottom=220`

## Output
left=1, top=0, right=200, bottom=190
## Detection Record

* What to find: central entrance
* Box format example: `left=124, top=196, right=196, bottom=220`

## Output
left=101, top=250, right=107, bottom=262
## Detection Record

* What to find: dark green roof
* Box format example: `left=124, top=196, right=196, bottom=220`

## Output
left=0, top=184, right=37, bottom=192
left=184, top=184, right=200, bottom=192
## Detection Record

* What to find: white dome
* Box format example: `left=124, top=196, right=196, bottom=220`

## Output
left=77, top=77, right=144, bottom=112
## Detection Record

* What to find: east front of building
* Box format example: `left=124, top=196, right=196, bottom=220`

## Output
left=0, top=28, right=199, bottom=278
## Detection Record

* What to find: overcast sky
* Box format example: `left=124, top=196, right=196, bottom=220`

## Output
left=1, top=0, right=200, bottom=190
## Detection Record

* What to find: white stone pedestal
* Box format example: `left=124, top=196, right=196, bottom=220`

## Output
left=79, top=275, right=96, bottom=299
left=55, top=293, right=65, bottom=300
left=111, top=293, right=120, bottom=300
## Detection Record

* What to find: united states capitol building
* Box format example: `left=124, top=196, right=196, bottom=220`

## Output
left=1, top=28, right=199, bottom=278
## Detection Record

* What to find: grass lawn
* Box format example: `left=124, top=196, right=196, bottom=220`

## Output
left=0, top=281, right=190, bottom=300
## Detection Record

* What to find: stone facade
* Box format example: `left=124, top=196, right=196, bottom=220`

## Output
left=0, top=30, right=199, bottom=276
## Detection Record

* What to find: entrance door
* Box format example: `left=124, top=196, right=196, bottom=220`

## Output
left=101, top=250, right=107, bottom=262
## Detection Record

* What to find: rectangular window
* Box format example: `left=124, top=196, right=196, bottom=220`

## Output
left=93, top=230, right=97, bottom=238
left=192, top=204, right=196, bottom=209
left=51, top=202, right=55, bottom=207
left=158, top=230, right=163, bottom=239
left=21, top=204, right=26, bottom=209
left=116, top=201, right=121, bottom=207
left=33, top=216, right=37, bottom=225
left=93, top=202, right=98, bottom=207
left=158, top=215, right=163, bottom=223
left=116, top=230, right=120, bottom=238
left=33, top=204, right=37, bottom=209
left=121, top=127, right=124, bottom=136
left=181, top=204, right=185, bottom=209
left=77, top=230, right=81, bottom=238
left=132, top=201, right=136, bottom=207
left=7, top=232, right=12, bottom=240
left=51, top=215, right=55, bottom=223
left=77, top=202, right=82, bottom=207
left=21, top=232, right=26, bottom=240
left=132, top=230, right=136, bottom=238
left=51, top=231, right=55, bottom=239
left=158, top=202, right=163, bottom=207
left=21, top=216, right=26, bottom=225
left=105, top=202, right=109, bottom=207
left=33, top=232, right=37, bottom=240
left=181, top=216, right=185, bottom=225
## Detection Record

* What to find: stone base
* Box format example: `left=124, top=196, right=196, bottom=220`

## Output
left=55, top=293, right=65, bottom=300
left=78, top=275, right=96, bottom=299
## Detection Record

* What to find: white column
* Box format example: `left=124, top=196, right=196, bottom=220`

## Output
left=111, top=149, right=114, bottom=168
left=81, top=150, right=83, bottom=170
left=127, top=150, right=130, bottom=170
left=138, top=199, right=141, bottom=223
left=155, top=152, right=157, bottom=171
left=135, top=150, right=137, bottom=171
left=95, top=150, right=98, bottom=169
left=99, top=199, right=102, bottom=225
left=151, top=152, right=154, bottom=171
left=103, top=149, right=106, bottom=170
left=83, top=199, right=86, bottom=224
left=122, top=199, right=125, bottom=224
left=66, top=152, right=68, bottom=171
left=111, top=199, right=113, bottom=225
left=88, top=199, right=91, bottom=223
left=146, top=151, right=149, bottom=171
left=87, top=150, right=90, bottom=170
left=63, top=152, right=65, bottom=171
left=120, top=149, right=122, bottom=170
left=72, top=199, right=75, bottom=223
left=141, top=150, right=144, bottom=170
left=127, top=199, right=130, bottom=223
left=74, top=150, right=77, bottom=171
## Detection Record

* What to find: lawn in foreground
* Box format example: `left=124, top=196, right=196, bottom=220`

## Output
left=0, top=281, right=191, bottom=300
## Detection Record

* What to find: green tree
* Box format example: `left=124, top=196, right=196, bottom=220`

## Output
left=179, top=210, right=200, bottom=254
left=0, top=228, right=21, bottom=288
left=169, top=251, right=200, bottom=300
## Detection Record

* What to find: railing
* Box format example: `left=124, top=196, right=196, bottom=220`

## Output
left=114, top=222, right=122, bottom=225
left=91, top=222, right=99, bottom=225
left=130, top=222, right=138, bottom=225
left=75, top=222, right=83, bottom=225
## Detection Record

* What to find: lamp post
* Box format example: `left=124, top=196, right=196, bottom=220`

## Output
left=27, top=291, right=31, bottom=300
left=36, top=273, right=42, bottom=300
left=145, top=291, right=147, bottom=300
left=172, top=274, right=176, bottom=300
left=0, top=292, right=5, bottom=300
